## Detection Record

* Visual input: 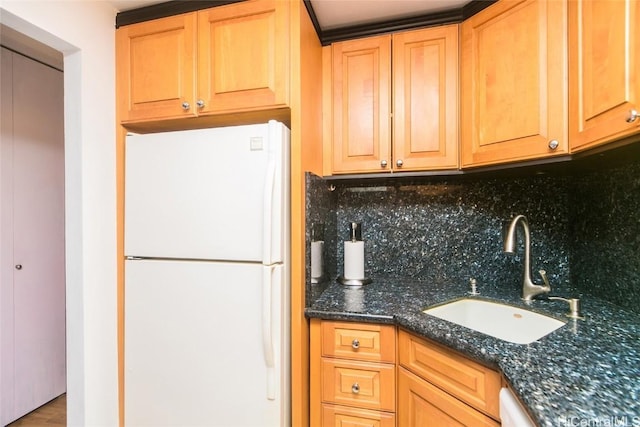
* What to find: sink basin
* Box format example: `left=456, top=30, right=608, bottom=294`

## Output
left=423, top=298, right=566, bottom=344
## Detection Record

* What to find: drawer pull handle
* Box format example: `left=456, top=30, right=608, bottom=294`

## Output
left=351, top=339, right=360, bottom=349
left=351, top=383, right=360, bottom=394
left=627, top=109, right=639, bottom=123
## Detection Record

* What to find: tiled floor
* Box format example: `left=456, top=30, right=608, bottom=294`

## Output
left=7, top=394, right=66, bottom=427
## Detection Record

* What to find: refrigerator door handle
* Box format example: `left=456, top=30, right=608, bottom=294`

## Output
left=262, top=266, right=276, bottom=400
left=262, top=147, right=277, bottom=265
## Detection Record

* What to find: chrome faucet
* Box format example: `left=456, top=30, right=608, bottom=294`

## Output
left=503, top=215, right=551, bottom=301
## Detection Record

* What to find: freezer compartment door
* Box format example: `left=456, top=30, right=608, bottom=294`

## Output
left=124, top=260, right=289, bottom=426
left=125, top=121, right=289, bottom=263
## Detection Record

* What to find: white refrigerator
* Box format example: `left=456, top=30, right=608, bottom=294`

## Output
left=124, top=120, right=290, bottom=426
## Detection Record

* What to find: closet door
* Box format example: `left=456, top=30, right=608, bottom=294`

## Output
left=0, top=46, right=15, bottom=427
left=0, top=47, right=66, bottom=425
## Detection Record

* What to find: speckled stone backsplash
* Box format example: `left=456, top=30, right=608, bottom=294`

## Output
left=305, top=173, right=337, bottom=305
left=306, top=155, right=640, bottom=313
left=306, top=172, right=575, bottom=302
left=332, top=175, right=574, bottom=296
left=569, top=158, right=640, bottom=314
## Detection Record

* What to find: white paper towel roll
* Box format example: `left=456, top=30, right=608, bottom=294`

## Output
left=310, top=241, right=324, bottom=279
left=344, top=241, right=365, bottom=280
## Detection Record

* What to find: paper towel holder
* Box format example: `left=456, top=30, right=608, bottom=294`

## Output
left=338, top=222, right=372, bottom=286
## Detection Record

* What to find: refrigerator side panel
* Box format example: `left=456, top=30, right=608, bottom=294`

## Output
left=124, top=259, right=285, bottom=426
left=125, top=122, right=287, bottom=263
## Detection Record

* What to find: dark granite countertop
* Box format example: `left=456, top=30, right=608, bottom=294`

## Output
left=305, top=278, right=640, bottom=427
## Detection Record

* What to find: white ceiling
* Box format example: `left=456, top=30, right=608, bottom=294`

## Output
left=311, top=0, right=469, bottom=30
left=110, top=0, right=470, bottom=31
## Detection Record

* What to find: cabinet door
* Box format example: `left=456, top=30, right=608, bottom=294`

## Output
left=398, top=330, right=501, bottom=420
left=332, top=35, right=391, bottom=174
left=117, top=13, right=197, bottom=122
left=393, top=25, right=459, bottom=171
left=398, top=368, right=500, bottom=427
left=569, top=0, right=640, bottom=152
left=198, top=0, right=290, bottom=114
left=461, top=0, right=568, bottom=167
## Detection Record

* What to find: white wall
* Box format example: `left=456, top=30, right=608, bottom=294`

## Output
left=0, top=1, right=118, bottom=425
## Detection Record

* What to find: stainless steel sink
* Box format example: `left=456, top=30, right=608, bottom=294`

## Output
left=423, top=298, right=566, bottom=344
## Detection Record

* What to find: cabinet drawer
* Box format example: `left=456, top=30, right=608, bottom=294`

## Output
left=398, top=330, right=501, bottom=419
left=322, top=404, right=395, bottom=427
left=321, top=321, right=395, bottom=363
left=398, top=367, right=500, bottom=427
left=321, top=358, right=395, bottom=412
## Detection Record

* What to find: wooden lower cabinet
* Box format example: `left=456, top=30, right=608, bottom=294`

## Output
left=311, top=319, right=396, bottom=426
left=398, top=330, right=502, bottom=426
left=398, top=368, right=500, bottom=427
left=312, top=321, right=503, bottom=427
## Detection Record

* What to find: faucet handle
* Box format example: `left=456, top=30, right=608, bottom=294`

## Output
left=538, top=269, right=551, bottom=291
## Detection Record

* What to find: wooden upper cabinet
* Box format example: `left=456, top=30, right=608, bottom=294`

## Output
left=116, top=0, right=290, bottom=124
left=197, top=0, right=289, bottom=114
left=568, top=0, right=640, bottom=152
left=393, top=25, right=459, bottom=171
left=331, top=35, right=391, bottom=174
left=461, top=0, right=568, bottom=168
left=117, top=13, right=197, bottom=122
left=327, top=25, right=459, bottom=175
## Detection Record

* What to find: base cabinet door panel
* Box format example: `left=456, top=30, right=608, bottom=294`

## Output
left=398, top=368, right=500, bottom=427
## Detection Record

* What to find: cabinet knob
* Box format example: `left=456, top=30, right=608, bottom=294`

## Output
left=196, top=99, right=205, bottom=109
left=626, top=109, right=639, bottom=123
left=15, top=264, right=22, bottom=270
left=396, top=159, right=404, bottom=167
left=548, top=139, right=559, bottom=150
left=351, top=383, right=360, bottom=394
left=351, top=339, right=360, bottom=349
left=181, top=101, right=190, bottom=111
left=380, top=160, right=388, bottom=168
